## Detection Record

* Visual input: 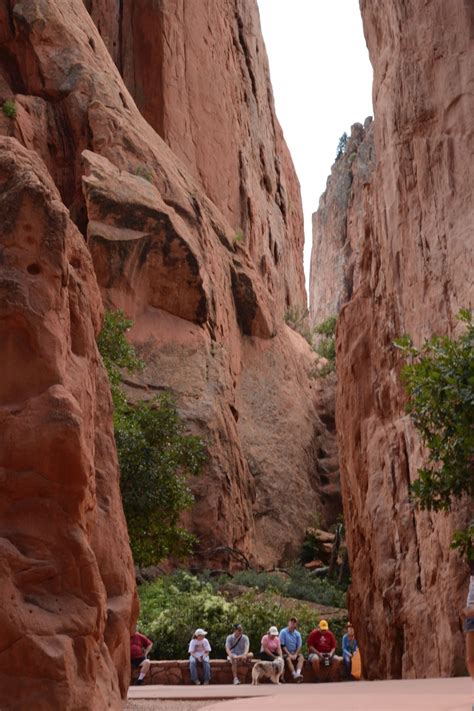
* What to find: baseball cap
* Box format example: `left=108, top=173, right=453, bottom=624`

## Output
left=268, top=626, right=279, bottom=635
left=194, top=628, right=207, bottom=636
left=319, top=620, right=329, bottom=630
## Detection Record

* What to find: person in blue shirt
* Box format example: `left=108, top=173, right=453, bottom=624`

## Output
left=279, top=617, right=304, bottom=682
left=342, top=622, right=358, bottom=677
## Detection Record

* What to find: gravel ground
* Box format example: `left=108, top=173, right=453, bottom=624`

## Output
left=124, top=701, right=220, bottom=711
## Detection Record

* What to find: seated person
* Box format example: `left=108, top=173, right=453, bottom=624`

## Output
left=279, top=617, right=304, bottom=682
left=260, top=626, right=283, bottom=661
left=342, top=622, right=358, bottom=677
left=188, top=628, right=211, bottom=685
left=225, top=623, right=253, bottom=685
left=307, top=619, right=341, bottom=678
left=130, top=626, right=153, bottom=685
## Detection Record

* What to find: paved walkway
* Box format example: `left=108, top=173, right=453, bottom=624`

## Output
left=128, top=677, right=471, bottom=711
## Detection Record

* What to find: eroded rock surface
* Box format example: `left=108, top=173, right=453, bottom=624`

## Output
left=318, top=0, right=473, bottom=679
left=0, top=138, right=136, bottom=710
left=0, top=0, right=339, bottom=575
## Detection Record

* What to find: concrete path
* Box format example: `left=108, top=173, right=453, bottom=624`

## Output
left=129, top=677, right=471, bottom=711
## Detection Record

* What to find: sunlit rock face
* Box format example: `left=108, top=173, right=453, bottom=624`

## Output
left=324, top=0, right=473, bottom=679
left=0, top=137, right=137, bottom=710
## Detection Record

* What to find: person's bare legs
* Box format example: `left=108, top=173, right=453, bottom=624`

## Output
left=229, top=656, right=238, bottom=681
left=285, top=655, right=296, bottom=676
left=137, top=658, right=150, bottom=682
left=467, top=630, right=474, bottom=679
left=296, top=653, right=304, bottom=675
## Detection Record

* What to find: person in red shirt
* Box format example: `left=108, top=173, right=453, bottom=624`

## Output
left=307, top=620, right=340, bottom=678
left=130, top=627, right=153, bottom=685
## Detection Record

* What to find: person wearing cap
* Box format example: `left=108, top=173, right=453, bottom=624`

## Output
left=188, top=628, right=211, bottom=685
left=225, top=623, right=253, bottom=685
left=341, top=622, right=358, bottom=677
left=260, top=626, right=283, bottom=661
left=279, top=617, right=304, bottom=682
left=307, top=620, right=338, bottom=678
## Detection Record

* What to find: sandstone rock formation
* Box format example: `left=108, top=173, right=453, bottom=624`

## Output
left=0, top=138, right=137, bottom=710
left=86, top=0, right=306, bottom=316
left=0, top=0, right=338, bottom=640
left=310, top=0, right=473, bottom=679
left=309, top=119, right=375, bottom=327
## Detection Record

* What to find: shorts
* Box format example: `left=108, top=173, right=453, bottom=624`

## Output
left=308, top=653, right=318, bottom=662
left=465, top=617, right=474, bottom=633
left=131, top=656, right=146, bottom=669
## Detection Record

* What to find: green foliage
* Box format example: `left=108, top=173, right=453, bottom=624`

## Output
left=336, top=132, right=348, bottom=159
left=97, top=310, right=144, bottom=414
left=2, top=99, right=17, bottom=119
left=233, top=228, right=245, bottom=244
left=138, top=571, right=347, bottom=660
left=310, top=315, right=337, bottom=378
left=133, top=165, right=154, bottom=183
left=97, top=310, right=206, bottom=566
left=314, top=316, right=337, bottom=338
left=217, top=565, right=347, bottom=608
left=284, top=306, right=313, bottom=345
left=451, top=523, right=474, bottom=560
left=395, top=310, right=474, bottom=557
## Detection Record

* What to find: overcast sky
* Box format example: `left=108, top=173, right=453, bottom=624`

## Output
left=257, top=0, right=374, bottom=286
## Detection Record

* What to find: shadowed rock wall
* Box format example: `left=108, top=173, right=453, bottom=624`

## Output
left=332, top=0, right=473, bottom=679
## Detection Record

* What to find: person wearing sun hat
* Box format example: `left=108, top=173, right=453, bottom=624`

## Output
left=260, top=625, right=283, bottom=661
left=307, top=619, right=338, bottom=678
left=188, top=628, right=211, bottom=685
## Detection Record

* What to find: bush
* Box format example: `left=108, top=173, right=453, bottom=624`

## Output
left=216, top=565, right=347, bottom=608
left=133, top=165, right=154, bottom=183
left=284, top=306, right=313, bottom=345
left=310, top=316, right=337, bottom=378
left=2, top=99, right=17, bottom=119
left=395, top=309, right=474, bottom=558
left=97, top=310, right=206, bottom=565
left=336, top=132, right=348, bottom=160
left=138, top=572, right=347, bottom=659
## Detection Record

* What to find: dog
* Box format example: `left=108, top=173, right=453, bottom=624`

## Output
left=251, top=657, right=284, bottom=685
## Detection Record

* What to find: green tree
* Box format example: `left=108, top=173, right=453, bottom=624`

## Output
left=336, top=132, right=348, bottom=159
left=97, top=310, right=206, bottom=565
left=395, top=309, right=474, bottom=558
left=311, top=316, right=337, bottom=378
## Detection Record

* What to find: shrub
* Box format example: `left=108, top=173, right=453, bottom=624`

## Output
left=284, top=306, right=313, bottom=345
left=138, top=572, right=347, bottom=659
left=395, top=309, right=474, bottom=558
left=133, top=165, right=154, bottom=183
left=336, top=132, right=348, bottom=160
left=97, top=310, right=206, bottom=565
left=219, top=565, right=347, bottom=608
left=2, top=99, right=17, bottom=119
left=233, top=228, right=245, bottom=243
left=310, top=315, right=337, bottom=378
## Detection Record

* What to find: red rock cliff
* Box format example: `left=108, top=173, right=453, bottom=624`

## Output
left=0, top=137, right=137, bottom=710
left=0, top=13, right=338, bottom=701
left=317, top=0, right=473, bottom=679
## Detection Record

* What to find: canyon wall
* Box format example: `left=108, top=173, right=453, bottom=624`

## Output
left=310, top=0, right=473, bottom=679
left=0, top=6, right=339, bottom=707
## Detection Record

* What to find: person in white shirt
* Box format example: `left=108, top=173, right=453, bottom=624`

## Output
left=188, top=628, right=211, bottom=685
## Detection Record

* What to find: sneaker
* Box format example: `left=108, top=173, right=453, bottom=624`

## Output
left=203, top=680, right=210, bottom=685
left=136, top=678, right=145, bottom=686
left=193, top=680, right=201, bottom=685
left=296, top=673, right=304, bottom=683
left=233, top=677, right=241, bottom=685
